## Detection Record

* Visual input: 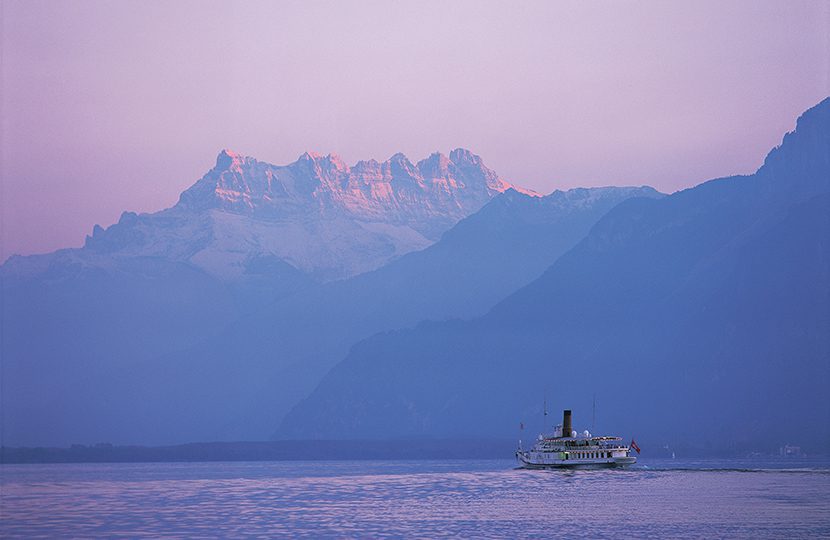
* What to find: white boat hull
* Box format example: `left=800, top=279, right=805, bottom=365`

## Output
left=516, top=452, right=636, bottom=469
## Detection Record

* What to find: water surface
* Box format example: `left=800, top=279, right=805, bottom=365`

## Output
left=2, top=458, right=828, bottom=538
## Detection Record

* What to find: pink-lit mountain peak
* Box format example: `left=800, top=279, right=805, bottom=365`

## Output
left=292, top=148, right=483, bottom=175
left=214, top=149, right=346, bottom=174
left=449, top=147, right=480, bottom=166
left=165, top=148, right=544, bottom=276
left=67, top=147, right=543, bottom=283
left=413, top=152, right=455, bottom=184
left=211, top=147, right=514, bottom=179
left=183, top=148, right=534, bottom=216
left=297, top=151, right=348, bottom=169
left=215, top=149, right=248, bottom=171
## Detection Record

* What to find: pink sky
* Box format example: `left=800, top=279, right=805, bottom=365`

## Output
left=2, top=0, right=828, bottom=260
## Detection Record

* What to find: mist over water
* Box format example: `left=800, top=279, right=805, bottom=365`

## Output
left=2, top=459, right=828, bottom=538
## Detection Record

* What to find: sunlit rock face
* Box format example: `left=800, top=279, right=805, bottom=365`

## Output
left=147, top=147, right=534, bottom=281
left=179, top=149, right=531, bottom=229
left=3, top=148, right=532, bottom=284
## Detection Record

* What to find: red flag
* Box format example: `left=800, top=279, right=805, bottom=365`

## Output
left=631, top=439, right=641, bottom=454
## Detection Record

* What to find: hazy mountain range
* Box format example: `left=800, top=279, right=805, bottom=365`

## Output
left=2, top=99, right=827, bottom=452
left=100, top=184, right=660, bottom=444
left=280, top=98, right=830, bottom=452
left=1, top=147, right=653, bottom=446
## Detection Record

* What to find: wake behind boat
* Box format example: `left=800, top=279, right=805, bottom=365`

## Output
left=516, top=409, right=638, bottom=469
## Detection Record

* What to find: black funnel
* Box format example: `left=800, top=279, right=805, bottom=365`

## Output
left=563, top=410, right=572, bottom=438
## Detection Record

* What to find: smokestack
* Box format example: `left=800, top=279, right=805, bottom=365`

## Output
left=563, top=410, right=572, bottom=438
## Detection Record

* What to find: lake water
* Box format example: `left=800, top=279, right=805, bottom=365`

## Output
left=1, top=458, right=828, bottom=538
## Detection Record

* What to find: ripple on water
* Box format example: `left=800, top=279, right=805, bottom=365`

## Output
left=1, top=460, right=829, bottom=538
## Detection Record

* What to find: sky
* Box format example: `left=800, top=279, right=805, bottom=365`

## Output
left=2, top=0, right=828, bottom=260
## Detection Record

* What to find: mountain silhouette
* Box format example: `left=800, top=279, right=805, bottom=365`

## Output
left=279, top=98, right=830, bottom=452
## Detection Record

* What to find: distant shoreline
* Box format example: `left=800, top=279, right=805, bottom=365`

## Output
left=1, top=439, right=517, bottom=464
left=2, top=439, right=822, bottom=465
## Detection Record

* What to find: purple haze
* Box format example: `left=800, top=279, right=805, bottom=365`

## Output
left=2, top=0, right=828, bottom=260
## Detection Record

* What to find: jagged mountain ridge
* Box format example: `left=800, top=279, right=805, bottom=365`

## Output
left=3, top=148, right=533, bottom=282
left=178, top=148, right=535, bottom=227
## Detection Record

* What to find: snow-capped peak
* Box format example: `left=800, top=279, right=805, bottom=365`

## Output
left=80, top=148, right=537, bottom=282
left=179, top=148, right=533, bottom=221
left=215, top=149, right=247, bottom=171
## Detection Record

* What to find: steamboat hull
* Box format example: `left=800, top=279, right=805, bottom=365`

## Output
left=516, top=453, right=636, bottom=470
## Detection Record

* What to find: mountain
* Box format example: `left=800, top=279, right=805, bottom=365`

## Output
left=1, top=180, right=659, bottom=446
left=4, top=148, right=532, bottom=284
left=111, top=185, right=661, bottom=445
left=1, top=147, right=532, bottom=447
left=279, top=98, right=830, bottom=452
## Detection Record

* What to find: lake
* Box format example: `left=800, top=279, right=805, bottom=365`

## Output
left=1, top=458, right=828, bottom=538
